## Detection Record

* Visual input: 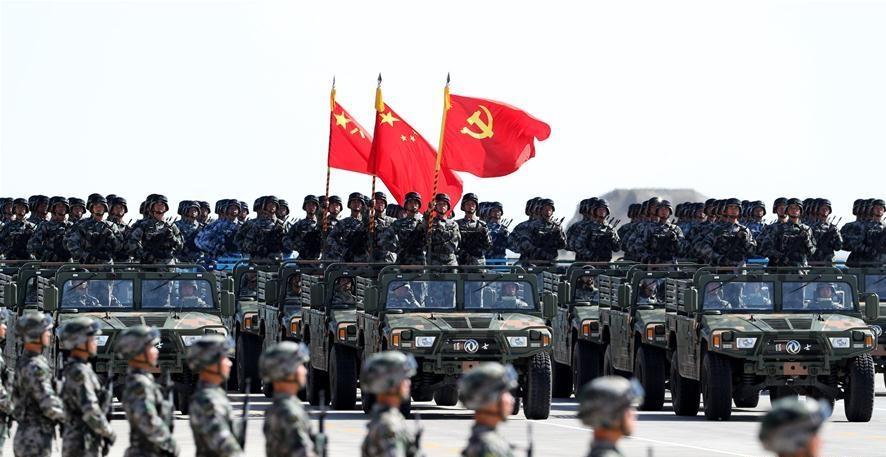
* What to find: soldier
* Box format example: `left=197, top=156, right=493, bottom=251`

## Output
left=321, top=195, right=343, bottom=236
left=567, top=199, right=594, bottom=258
left=0, top=311, right=13, bottom=451
left=69, top=198, right=87, bottom=224
left=0, top=198, right=12, bottom=225
left=64, top=196, right=125, bottom=264
left=808, top=199, right=842, bottom=263
left=841, top=199, right=867, bottom=267
left=276, top=199, right=291, bottom=226
left=455, top=193, right=491, bottom=266
left=746, top=201, right=767, bottom=240
left=260, top=342, right=317, bottom=457
left=760, top=198, right=815, bottom=268
left=757, top=197, right=788, bottom=246
left=507, top=198, right=540, bottom=261
left=27, top=196, right=72, bottom=262
left=0, top=198, right=36, bottom=260
left=117, top=325, right=178, bottom=457
left=696, top=198, right=756, bottom=266
left=759, top=397, right=829, bottom=457
left=425, top=193, right=460, bottom=266
left=13, top=311, right=65, bottom=457
left=631, top=200, right=684, bottom=264
left=198, top=201, right=212, bottom=225
left=127, top=194, right=183, bottom=264
left=175, top=200, right=204, bottom=263
left=511, top=198, right=565, bottom=265
left=325, top=192, right=370, bottom=262
left=284, top=195, right=323, bottom=260
left=617, top=203, right=641, bottom=261
left=105, top=196, right=131, bottom=261
left=360, top=351, right=420, bottom=457
left=493, top=282, right=530, bottom=308
left=57, top=317, right=116, bottom=457
left=381, top=192, right=426, bottom=265
left=578, top=376, right=644, bottom=457
left=859, top=199, right=886, bottom=265
left=237, top=201, right=249, bottom=223
left=187, top=335, right=243, bottom=457
left=236, top=196, right=286, bottom=262
left=484, top=202, right=510, bottom=262
left=370, top=192, right=396, bottom=263
left=686, top=199, right=717, bottom=262
left=26, top=195, right=49, bottom=226
left=571, top=199, right=620, bottom=262
left=196, top=199, right=241, bottom=262
left=459, top=362, right=518, bottom=457
left=388, top=283, right=422, bottom=308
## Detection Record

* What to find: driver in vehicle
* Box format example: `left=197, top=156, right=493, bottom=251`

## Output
left=636, top=279, right=659, bottom=305
left=494, top=282, right=530, bottom=308
left=388, top=282, right=422, bottom=309
left=63, top=280, right=101, bottom=307
left=739, top=282, right=772, bottom=309
left=575, top=275, right=600, bottom=303
left=285, top=274, right=302, bottom=301
left=239, top=271, right=258, bottom=299
left=809, top=284, right=841, bottom=310
left=179, top=280, right=208, bottom=308
left=331, top=277, right=358, bottom=306
left=704, top=282, right=732, bottom=310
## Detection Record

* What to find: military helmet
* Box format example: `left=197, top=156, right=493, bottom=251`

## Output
left=785, top=198, right=803, bottom=213
left=48, top=196, right=70, bottom=213
left=57, top=316, right=102, bottom=351
left=263, top=195, right=280, bottom=211
left=385, top=203, right=403, bottom=218
left=110, top=196, right=128, bottom=212
left=327, top=195, right=342, bottom=206
left=360, top=351, right=417, bottom=394
left=278, top=199, right=289, bottom=211
left=199, top=201, right=210, bottom=212
left=578, top=198, right=591, bottom=215
left=461, top=192, right=478, bottom=209
left=69, top=197, right=86, bottom=210
left=577, top=376, right=644, bottom=428
left=802, top=198, right=815, bottom=214
left=458, top=362, right=518, bottom=410
left=16, top=311, right=53, bottom=343
left=28, top=195, right=49, bottom=212
left=524, top=198, right=535, bottom=216
left=213, top=199, right=227, bottom=214
left=239, top=200, right=249, bottom=213
left=372, top=192, right=388, bottom=204
left=723, top=198, right=741, bottom=209
left=178, top=200, right=199, bottom=216
left=759, top=397, right=829, bottom=455
left=252, top=197, right=264, bottom=212
left=186, top=334, right=233, bottom=373
left=674, top=203, right=684, bottom=218
left=348, top=192, right=365, bottom=205
left=627, top=203, right=640, bottom=219
left=260, top=341, right=310, bottom=382
left=12, top=198, right=28, bottom=210
left=434, top=193, right=451, bottom=205
left=816, top=198, right=831, bottom=214
left=489, top=201, right=503, bottom=212
left=538, top=198, right=555, bottom=212
left=115, top=325, right=160, bottom=361
left=873, top=198, right=886, bottom=209
left=852, top=198, right=863, bottom=216
left=773, top=197, right=788, bottom=212
left=404, top=192, right=422, bottom=205
left=303, top=195, right=320, bottom=210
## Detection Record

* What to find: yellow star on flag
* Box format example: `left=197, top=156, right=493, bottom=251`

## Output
left=379, top=111, right=399, bottom=127
left=334, top=112, right=351, bottom=128
left=409, top=135, right=416, bottom=142
left=400, top=135, right=407, bottom=142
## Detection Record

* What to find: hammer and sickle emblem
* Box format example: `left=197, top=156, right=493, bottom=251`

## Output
left=460, top=105, right=494, bottom=140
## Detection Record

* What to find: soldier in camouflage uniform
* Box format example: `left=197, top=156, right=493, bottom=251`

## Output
left=27, top=196, right=72, bottom=262
left=13, top=311, right=65, bottom=457
left=507, top=198, right=540, bottom=262
left=455, top=193, right=491, bottom=265
left=276, top=199, right=291, bottom=227
left=855, top=199, right=886, bottom=265
left=318, top=195, right=343, bottom=258
left=570, top=199, right=620, bottom=262
left=117, top=325, right=179, bottom=457
left=631, top=200, right=684, bottom=264
left=759, top=198, right=815, bottom=269
left=69, top=198, right=87, bottom=224
left=325, top=192, right=370, bottom=262
left=381, top=192, right=426, bottom=265
left=484, top=202, right=509, bottom=262
left=360, top=351, right=420, bottom=457
left=236, top=196, right=286, bottom=262
left=57, top=317, right=116, bottom=457
left=0, top=198, right=12, bottom=226
left=26, top=195, right=49, bottom=226
left=284, top=195, right=323, bottom=260
left=126, top=194, right=183, bottom=264
left=745, top=201, right=767, bottom=240
left=65, top=196, right=126, bottom=264
left=196, top=199, right=241, bottom=262
left=0, top=198, right=36, bottom=260
left=808, top=198, right=843, bottom=263
left=567, top=199, right=594, bottom=257
left=685, top=199, right=717, bottom=263
left=174, top=200, right=204, bottom=263
left=198, top=201, right=212, bottom=225
left=237, top=201, right=249, bottom=223
left=759, top=397, right=829, bottom=457
left=696, top=198, right=756, bottom=267
left=107, top=196, right=132, bottom=261
left=424, top=193, right=460, bottom=266
left=0, top=311, right=13, bottom=451
left=187, top=335, right=243, bottom=457
left=756, top=197, right=788, bottom=248
left=369, top=192, right=396, bottom=263
left=617, top=203, right=641, bottom=261
left=459, top=362, right=518, bottom=457
left=841, top=199, right=868, bottom=267
left=578, top=376, right=644, bottom=457
left=511, top=198, right=565, bottom=265
left=261, top=342, right=316, bottom=457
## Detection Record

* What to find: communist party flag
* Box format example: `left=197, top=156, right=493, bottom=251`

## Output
left=442, top=93, right=551, bottom=178
left=328, top=100, right=373, bottom=174
left=369, top=88, right=462, bottom=208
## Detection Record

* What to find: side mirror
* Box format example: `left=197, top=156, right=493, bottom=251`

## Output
left=263, top=279, right=279, bottom=306
left=542, top=292, right=557, bottom=319
left=310, top=284, right=326, bottom=310
left=43, top=285, right=58, bottom=313
left=364, top=286, right=379, bottom=314
left=558, top=282, right=573, bottom=305
left=2, top=283, right=17, bottom=309
left=618, top=284, right=632, bottom=310
left=864, top=293, right=880, bottom=321
left=220, top=292, right=236, bottom=317
left=222, top=277, right=235, bottom=293
left=685, top=287, right=698, bottom=314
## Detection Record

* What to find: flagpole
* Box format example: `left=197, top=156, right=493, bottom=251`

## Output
left=431, top=73, right=451, bottom=201
left=368, top=74, right=383, bottom=258
left=322, top=77, right=335, bottom=245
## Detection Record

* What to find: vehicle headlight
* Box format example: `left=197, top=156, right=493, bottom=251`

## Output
left=507, top=336, right=528, bottom=348
left=181, top=335, right=202, bottom=346
left=415, top=336, right=436, bottom=348
left=735, top=337, right=757, bottom=349
left=95, top=335, right=109, bottom=347
left=829, top=337, right=850, bottom=349
left=871, top=325, right=882, bottom=338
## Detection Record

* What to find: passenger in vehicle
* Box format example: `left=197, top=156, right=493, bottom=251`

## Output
left=493, top=282, right=530, bottom=308
left=388, top=283, right=422, bottom=309
left=63, top=280, right=101, bottom=307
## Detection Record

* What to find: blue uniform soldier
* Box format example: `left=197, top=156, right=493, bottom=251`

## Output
left=174, top=200, right=204, bottom=263
left=196, top=199, right=241, bottom=261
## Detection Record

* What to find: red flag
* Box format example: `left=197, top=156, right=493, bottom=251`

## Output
left=328, top=101, right=373, bottom=174
left=442, top=94, right=551, bottom=178
left=369, top=103, right=463, bottom=208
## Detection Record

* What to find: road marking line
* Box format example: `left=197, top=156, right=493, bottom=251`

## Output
left=528, top=420, right=750, bottom=456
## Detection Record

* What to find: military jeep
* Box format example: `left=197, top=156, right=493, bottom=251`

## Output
left=257, top=260, right=324, bottom=349
left=665, top=268, right=878, bottom=421
left=358, top=265, right=556, bottom=419
left=845, top=266, right=886, bottom=387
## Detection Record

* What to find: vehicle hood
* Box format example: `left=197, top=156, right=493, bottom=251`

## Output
left=63, top=311, right=225, bottom=331
left=385, top=312, right=546, bottom=332
left=704, top=313, right=869, bottom=333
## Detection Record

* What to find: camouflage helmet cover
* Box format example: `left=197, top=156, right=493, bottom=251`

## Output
left=259, top=341, right=310, bottom=382
left=115, top=325, right=160, bottom=361
left=360, top=351, right=417, bottom=394
left=759, top=397, right=829, bottom=454
left=57, top=316, right=102, bottom=350
left=458, top=362, right=518, bottom=410
left=16, top=311, right=53, bottom=343
left=577, top=376, right=644, bottom=428
left=186, top=334, right=234, bottom=372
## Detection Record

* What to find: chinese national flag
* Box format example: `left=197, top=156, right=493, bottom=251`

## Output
left=442, top=94, right=551, bottom=178
left=328, top=101, right=373, bottom=174
left=369, top=103, right=463, bottom=208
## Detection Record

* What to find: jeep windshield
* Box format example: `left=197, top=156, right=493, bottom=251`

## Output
left=464, top=280, right=537, bottom=310
left=783, top=281, right=855, bottom=312
left=635, top=278, right=667, bottom=308
left=702, top=281, right=775, bottom=312
left=62, top=279, right=134, bottom=309
left=385, top=280, right=456, bottom=310
left=142, top=279, right=217, bottom=309
left=864, top=275, right=886, bottom=302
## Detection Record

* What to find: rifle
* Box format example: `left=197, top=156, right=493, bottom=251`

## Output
left=163, top=370, right=175, bottom=431
left=102, top=374, right=116, bottom=456
left=527, top=421, right=534, bottom=457
left=239, top=378, right=251, bottom=449
left=414, top=412, right=423, bottom=453
left=316, top=391, right=328, bottom=457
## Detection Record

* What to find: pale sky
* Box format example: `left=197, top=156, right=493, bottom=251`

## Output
left=3, top=0, right=885, bottom=221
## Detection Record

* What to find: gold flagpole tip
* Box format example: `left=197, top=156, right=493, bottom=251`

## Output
left=377, top=73, right=382, bottom=85
left=446, top=72, right=450, bottom=86
left=332, top=76, right=336, bottom=88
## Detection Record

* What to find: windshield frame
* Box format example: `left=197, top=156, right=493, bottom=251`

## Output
left=700, top=280, right=776, bottom=313
left=384, top=279, right=458, bottom=311
left=60, top=278, right=136, bottom=310
left=463, top=280, right=539, bottom=312
left=140, top=278, right=219, bottom=310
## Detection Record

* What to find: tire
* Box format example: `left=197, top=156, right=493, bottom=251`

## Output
left=236, top=333, right=261, bottom=393
left=732, top=389, right=760, bottom=408
left=434, top=385, right=459, bottom=406
left=173, top=381, right=192, bottom=415
left=769, top=386, right=797, bottom=402
left=262, top=380, right=274, bottom=399
left=635, top=347, right=666, bottom=411
left=361, top=391, right=376, bottom=414
left=844, top=354, right=875, bottom=422
left=510, top=394, right=522, bottom=415
left=573, top=341, right=602, bottom=392
left=411, top=388, right=435, bottom=402
left=603, top=345, right=615, bottom=376
left=330, top=345, right=358, bottom=410
left=308, top=362, right=329, bottom=406
left=702, top=352, right=733, bottom=421
left=670, top=358, right=700, bottom=417
left=551, top=359, right=573, bottom=398
left=523, top=352, right=552, bottom=420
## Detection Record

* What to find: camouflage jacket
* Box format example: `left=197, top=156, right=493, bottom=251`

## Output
left=127, top=219, right=183, bottom=263
left=27, top=215, right=47, bottom=226
left=840, top=220, right=869, bottom=266
left=109, top=218, right=133, bottom=261
left=189, top=381, right=243, bottom=457
left=64, top=218, right=125, bottom=263
left=746, top=220, right=765, bottom=241
left=121, top=366, right=178, bottom=456
left=0, top=351, right=13, bottom=418
left=361, top=404, right=419, bottom=457
left=28, top=219, right=72, bottom=262
left=587, top=440, right=624, bottom=457
left=381, top=215, right=426, bottom=265
left=507, top=219, right=534, bottom=256
left=632, top=221, right=685, bottom=264
left=485, top=222, right=510, bottom=260
left=0, top=219, right=36, bottom=260
left=511, top=219, right=566, bottom=263
left=174, top=219, right=204, bottom=262
left=370, top=214, right=397, bottom=263
left=283, top=218, right=322, bottom=260
left=61, top=359, right=114, bottom=453
left=616, top=221, right=639, bottom=261
left=759, top=221, right=815, bottom=267
left=426, top=216, right=461, bottom=266
left=809, top=220, right=843, bottom=262
left=569, top=220, right=620, bottom=262
left=325, top=216, right=370, bottom=262
left=461, top=423, right=513, bottom=457
left=686, top=220, right=719, bottom=262
left=860, top=221, right=886, bottom=263
left=455, top=218, right=491, bottom=265
left=264, top=394, right=316, bottom=457
left=13, top=351, right=65, bottom=426
left=236, top=216, right=285, bottom=262
left=566, top=220, right=589, bottom=253
left=196, top=219, right=240, bottom=258
left=697, top=222, right=756, bottom=266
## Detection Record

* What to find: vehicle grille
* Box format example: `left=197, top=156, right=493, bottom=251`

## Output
left=470, top=317, right=493, bottom=329
left=443, top=317, right=470, bottom=329
left=788, top=318, right=813, bottom=330
left=117, top=317, right=143, bottom=327
left=156, top=334, right=179, bottom=356
left=762, top=319, right=790, bottom=330
left=143, top=316, right=167, bottom=327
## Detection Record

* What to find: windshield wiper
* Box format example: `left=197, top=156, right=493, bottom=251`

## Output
left=788, top=275, right=823, bottom=294
left=150, top=273, right=183, bottom=292
left=470, top=281, right=494, bottom=295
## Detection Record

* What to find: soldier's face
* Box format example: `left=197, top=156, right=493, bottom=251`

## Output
left=200, top=208, right=210, bottom=219
left=349, top=200, right=364, bottom=213
left=36, top=202, right=48, bottom=214
left=502, top=284, right=518, bottom=296
left=622, top=408, right=637, bottom=436
left=489, top=208, right=502, bottom=221
left=181, top=284, right=197, bottom=297
left=434, top=201, right=449, bottom=215
left=775, top=204, right=786, bottom=216
left=304, top=202, right=318, bottom=215
left=41, top=330, right=51, bottom=347
left=725, top=205, right=740, bottom=218
left=90, top=204, right=106, bottom=218
left=463, top=201, right=477, bottom=213
left=150, top=203, right=168, bottom=221
left=405, top=200, right=420, bottom=213
left=86, top=335, right=98, bottom=357
left=239, top=209, right=249, bottom=221
left=71, top=206, right=85, bottom=220
left=295, top=363, right=307, bottom=387
left=753, top=207, right=765, bottom=219
left=218, top=355, right=232, bottom=379
left=51, top=205, right=67, bottom=220
left=374, top=200, right=386, bottom=213
left=13, top=204, right=27, bottom=217
left=874, top=205, right=886, bottom=218
left=145, top=345, right=160, bottom=366
left=499, top=391, right=515, bottom=421
left=542, top=205, right=554, bottom=219
left=0, top=323, right=6, bottom=340
left=277, top=208, right=289, bottom=219
left=656, top=207, right=671, bottom=220
left=594, top=207, right=609, bottom=219
left=225, top=205, right=240, bottom=219
left=264, top=203, right=279, bottom=216
left=187, top=208, right=199, bottom=219
left=398, top=378, right=411, bottom=400
left=0, top=204, right=11, bottom=216
left=787, top=205, right=801, bottom=218
left=110, top=204, right=126, bottom=217
left=329, top=203, right=342, bottom=216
